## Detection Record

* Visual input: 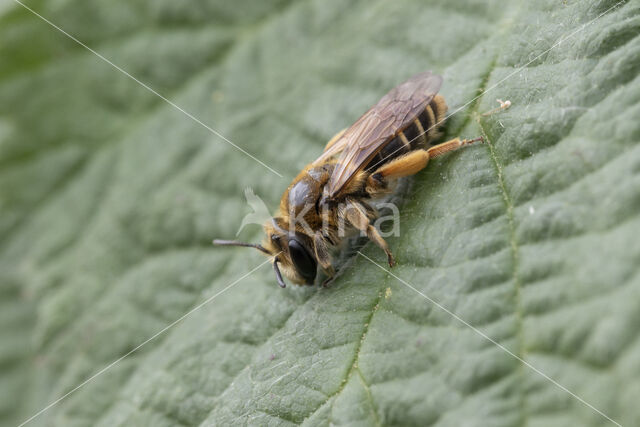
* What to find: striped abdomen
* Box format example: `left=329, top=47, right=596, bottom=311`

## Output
left=366, top=94, right=448, bottom=172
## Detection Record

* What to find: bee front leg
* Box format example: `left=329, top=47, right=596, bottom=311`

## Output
left=313, top=231, right=335, bottom=278
left=342, top=199, right=396, bottom=267
left=321, top=275, right=336, bottom=288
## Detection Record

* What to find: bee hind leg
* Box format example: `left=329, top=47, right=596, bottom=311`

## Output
left=425, top=136, right=483, bottom=159
left=366, top=136, right=484, bottom=195
left=366, top=149, right=431, bottom=197
left=343, top=199, right=396, bottom=267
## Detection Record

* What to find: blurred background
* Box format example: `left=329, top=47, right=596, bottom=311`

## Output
left=1, top=0, right=639, bottom=426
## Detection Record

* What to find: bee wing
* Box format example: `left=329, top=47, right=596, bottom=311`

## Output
left=321, top=71, right=443, bottom=199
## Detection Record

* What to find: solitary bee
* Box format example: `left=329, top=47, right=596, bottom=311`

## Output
left=214, top=71, right=482, bottom=287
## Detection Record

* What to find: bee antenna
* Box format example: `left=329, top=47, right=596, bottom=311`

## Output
left=273, top=259, right=287, bottom=288
left=212, top=239, right=270, bottom=255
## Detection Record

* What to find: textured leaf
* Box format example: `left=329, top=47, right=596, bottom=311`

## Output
left=1, top=0, right=640, bottom=426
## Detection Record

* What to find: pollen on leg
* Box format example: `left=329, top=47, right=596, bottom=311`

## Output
left=373, top=150, right=430, bottom=181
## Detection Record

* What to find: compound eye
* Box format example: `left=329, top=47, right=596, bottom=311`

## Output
left=288, top=238, right=317, bottom=284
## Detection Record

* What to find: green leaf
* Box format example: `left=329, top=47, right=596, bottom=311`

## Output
left=1, top=0, right=639, bottom=426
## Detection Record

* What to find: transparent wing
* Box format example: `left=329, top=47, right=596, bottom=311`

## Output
left=320, top=71, right=442, bottom=199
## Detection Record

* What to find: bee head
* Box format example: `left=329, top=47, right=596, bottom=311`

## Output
left=263, top=218, right=317, bottom=287
left=213, top=217, right=317, bottom=288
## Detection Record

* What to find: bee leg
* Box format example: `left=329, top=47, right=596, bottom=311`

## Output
left=343, top=199, right=396, bottom=267
left=313, top=231, right=335, bottom=277
left=366, top=136, right=484, bottom=195
left=366, top=224, right=396, bottom=267
left=324, top=128, right=347, bottom=151
left=425, top=136, right=483, bottom=159
left=366, top=149, right=431, bottom=196
left=321, top=275, right=335, bottom=288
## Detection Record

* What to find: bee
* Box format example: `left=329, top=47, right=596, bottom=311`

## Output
left=214, top=71, right=482, bottom=288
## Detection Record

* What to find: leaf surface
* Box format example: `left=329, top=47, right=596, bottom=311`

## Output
left=1, top=0, right=639, bottom=426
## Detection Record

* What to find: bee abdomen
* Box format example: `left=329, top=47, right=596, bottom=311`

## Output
left=402, top=94, right=448, bottom=148
left=429, top=94, right=448, bottom=129
left=367, top=136, right=410, bottom=172
left=366, top=95, right=448, bottom=172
